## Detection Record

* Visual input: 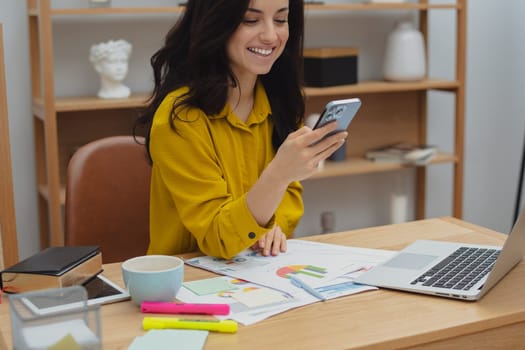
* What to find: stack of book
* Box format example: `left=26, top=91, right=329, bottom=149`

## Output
left=0, top=246, right=102, bottom=293
left=365, top=143, right=437, bottom=165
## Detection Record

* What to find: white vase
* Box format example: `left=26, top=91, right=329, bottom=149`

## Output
left=383, top=22, right=426, bottom=81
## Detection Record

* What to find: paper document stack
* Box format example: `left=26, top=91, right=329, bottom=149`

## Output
left=181, top=240, right=395, bottom=325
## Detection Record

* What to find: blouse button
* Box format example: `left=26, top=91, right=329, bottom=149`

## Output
left=248, top=232, right=256, bottom=239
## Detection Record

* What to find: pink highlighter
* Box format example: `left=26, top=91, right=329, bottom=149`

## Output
left=141, top=301, right=230, bottom=316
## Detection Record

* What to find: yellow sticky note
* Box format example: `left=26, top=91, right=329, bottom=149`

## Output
left=47, top=333, right=83, bottom=350
left=232, top=288, right=287, bottom=307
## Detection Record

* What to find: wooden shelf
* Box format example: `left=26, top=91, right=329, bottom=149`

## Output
left=27, top=3, right=461, bottom=17
left=30, top=79, right=459, bottom=117
left=29, top=6, right=185, bottom=16
left=305, top=3, right=460, bottom=11
left=305, top=79, right=459, bottom=97
left=308, top=152, right=457, bottom=180
left=34, top=93, right=150, bottom=114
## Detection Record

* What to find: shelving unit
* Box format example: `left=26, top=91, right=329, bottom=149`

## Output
left=27, top=0, right=465, bottom=247
left=1, top=23, right=20, bottom=269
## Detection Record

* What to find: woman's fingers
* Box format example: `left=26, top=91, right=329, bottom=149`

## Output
left=258, top=226, right=287, bottom=256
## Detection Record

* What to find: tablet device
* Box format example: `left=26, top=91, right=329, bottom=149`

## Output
left=313, top=98, right=362, bottom=139
left=21, top=274, right=130, bottom=315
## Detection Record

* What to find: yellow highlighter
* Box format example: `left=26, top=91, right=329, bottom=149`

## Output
left=143, top=317, right=238, bottom=333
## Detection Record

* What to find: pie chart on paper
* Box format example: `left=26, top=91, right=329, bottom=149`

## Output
left=276, top=265, right=327, bottom=279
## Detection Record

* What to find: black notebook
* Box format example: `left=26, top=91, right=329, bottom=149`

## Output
left=1, top=246, right=103, bottom=293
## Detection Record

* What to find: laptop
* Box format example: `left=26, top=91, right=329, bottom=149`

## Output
left=354, top=212, right=525, bottom=301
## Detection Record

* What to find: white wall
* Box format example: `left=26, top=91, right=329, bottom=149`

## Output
left=463, top=0, right=525, bottom=232
left=0, top=1, right=39, bottom=259
left=1, top=1, right=524, bottom=259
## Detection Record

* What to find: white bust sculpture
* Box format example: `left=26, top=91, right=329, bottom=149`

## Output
left=89, top=39, right=132, bottom=99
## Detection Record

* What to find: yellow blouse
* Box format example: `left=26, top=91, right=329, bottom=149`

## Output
left=148, top=82, right=304, bottom=259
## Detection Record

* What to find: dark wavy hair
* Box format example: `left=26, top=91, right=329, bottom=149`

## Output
left=135, top=0, right=305, bottom=158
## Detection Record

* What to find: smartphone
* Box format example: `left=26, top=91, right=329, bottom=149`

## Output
left=313, top=98, right=362, bottom=139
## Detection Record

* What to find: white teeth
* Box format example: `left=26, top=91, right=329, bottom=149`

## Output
left=249, top=47, right=272, bottom=56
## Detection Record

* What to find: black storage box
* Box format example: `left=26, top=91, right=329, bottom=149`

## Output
left=303, top=47, right=358, bottom=87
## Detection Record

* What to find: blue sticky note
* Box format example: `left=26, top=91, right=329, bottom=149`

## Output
left=183, top=277, right=236, bottom=296
left=128, top=330, right=208, bottom=350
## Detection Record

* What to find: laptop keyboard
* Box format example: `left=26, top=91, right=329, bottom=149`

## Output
left=411, top=247, right=500, bottom=291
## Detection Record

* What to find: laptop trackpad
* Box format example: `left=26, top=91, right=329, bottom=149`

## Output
left=384, top=253, right=438, bottom=270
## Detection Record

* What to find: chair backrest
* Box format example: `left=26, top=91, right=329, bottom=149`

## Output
left=0, top=23, right=19, bottom=270
left=65, top=135, right=151, bottom=263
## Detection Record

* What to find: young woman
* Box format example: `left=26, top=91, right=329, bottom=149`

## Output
left=136, top=0, right=347, bottom=259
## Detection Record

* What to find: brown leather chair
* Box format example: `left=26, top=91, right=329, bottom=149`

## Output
left=65, top=135, right=151, bottom=264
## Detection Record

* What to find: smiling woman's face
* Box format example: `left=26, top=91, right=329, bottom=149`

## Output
left=227, top=0, right=289, bottom=82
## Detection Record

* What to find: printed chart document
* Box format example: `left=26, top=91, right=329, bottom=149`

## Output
left=184, top=239, right=395, bottom=323
left=177, top=276, right=311, bottom=325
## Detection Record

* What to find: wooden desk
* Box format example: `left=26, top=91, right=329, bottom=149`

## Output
left=1, top=217, right=525, bottom=349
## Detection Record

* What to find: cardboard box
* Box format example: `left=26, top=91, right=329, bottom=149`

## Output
left=304, top=47, right=358, bottom=87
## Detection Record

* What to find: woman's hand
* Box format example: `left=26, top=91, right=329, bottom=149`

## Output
left=269, top=122, right=347, bottom=184
left=245, top=122, right=346, bottom=229
left=250, top=225, right=287, bottom=256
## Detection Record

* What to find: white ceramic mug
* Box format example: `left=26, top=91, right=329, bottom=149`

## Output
left=121, top=255, right=184, bottom=306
